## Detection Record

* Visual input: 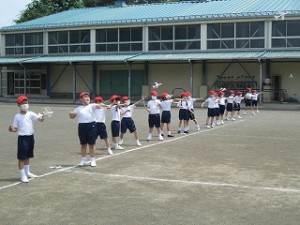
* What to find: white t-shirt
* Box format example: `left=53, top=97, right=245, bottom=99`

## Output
left=187, top=98, right=196, bottom=110
left=227, top=95, right=235, bottom=104
left=13, top=111, right=41, bottom=136
left=177, top=99, right=189, bottom=109
left=205, top=96, right=216, bottom=109
left=121, top=105, right=135, bottom=118
left=74, top=103, right=97, bottom=123
left=161, top=100, right=173, bottom=111
left=94, top=108, right=107, bottom=123
left=147, top=99, right=161, bottom=114
left=110, top=105, right=121, bottom=121
left=244, top=93, right=252, bottom=100
left=235, top=96, right=243, bottom=104
left=219, top=96, right=226, bottom=105
left=252, top=93, right=259, bottom=100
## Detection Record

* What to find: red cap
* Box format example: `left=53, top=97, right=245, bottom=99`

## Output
left=94, top=96, right=103, bottom=103
left=185, top=92, right=191, bottom=96
left=110, top=95, right=120, bottom=102
left=79, top=92, right=90, bottom=98
left=17, top=96, right=28, bottom=105
left=247, top=88, right=252, bottom=91
left=229, top=90, right=235, bottom=94
left=151, top=91, right=158, bottom=96
left=218, top=91, right=224, bottom=96
left=181, top=92, right=187, bottom=98
left=237, top=91, right=243, bottom=95
left=121, top=96, right=129, bottom=102
left=161, top=92, right=168, bottom=98
left=209, top=90, right=215, bottom=95
left=252, top=89, right=257, bottom=92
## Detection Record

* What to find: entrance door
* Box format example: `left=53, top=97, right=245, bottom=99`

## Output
left=271, top=75, right=281, bottom=101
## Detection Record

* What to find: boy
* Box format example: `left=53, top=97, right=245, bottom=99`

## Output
left=147, top=91, right=163, bottom=141
left=8, top=96, right=44, bottom=183
left=186, top=92, right=201, bottom=131
left=69, top=92, right=104, bottom=167
left=109, top=95, right=125, bottom=150
left=201, top=91, right=218, bottom=128
left=160, top=92, right=176, bottom=137
left=119, top=96, right=143, bottom=146
left=218, top=91, right=226, bottom=125
left=244, top=87, right=253, bottom=115
left=94, top=96, right=113, bottom=155
left=177, top=92, right=189, bottom=134
left=251, top=89, right=260, bottom=113
left=224, top=90, right=236, bottom=121
left=234, top=91, right=244, bottom=119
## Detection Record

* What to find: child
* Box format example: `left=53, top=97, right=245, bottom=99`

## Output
left=251, top=90, right=260, bottom=113
left=94, top=96, right=113, bottom=155
left=224, top=90, right=236, bottom=121
left=244, top=87, right=253, bottom=115
left=160, top=92, right=175, bottom=137
left=119, top=96, right=143, bottom=146
left=176, top=92, right=189, bottom=134
left=201, top=91, right=217, bottom=128
left=234, top=91, right=244, bottom=119
left=186, top=92, right=201, bottom=131
left=147, top=91, right=163, bottom=141
left=69, top=92, right=103, bottom=167
left=109, top=95, right=125, bottom=150
left=218, top=91, right=226, bottom=125
left=8, top=96, right=44, bottom=183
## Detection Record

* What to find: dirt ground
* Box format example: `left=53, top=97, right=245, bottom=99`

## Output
left=0, top=102, right=300, bottom=225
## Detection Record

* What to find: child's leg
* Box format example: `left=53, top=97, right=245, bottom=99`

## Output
left=81, top=144, right=87, bottom=157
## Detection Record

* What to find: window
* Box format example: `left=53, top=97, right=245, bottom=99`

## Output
left=5, top=33, right=43, bottom=55
left=48, top=30, right=90, bottom=54
left=207, top=22, right=264, bottom=49
left=272, top=20, right=300, bottom=48
left=14, top=72, right=41, bottom=94
left=149, top=25, right=200, bottom=51
left=96, top=27, right=142, bottom=52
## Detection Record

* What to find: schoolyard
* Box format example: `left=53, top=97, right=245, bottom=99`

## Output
left=0, top=102, right=300, bottom=225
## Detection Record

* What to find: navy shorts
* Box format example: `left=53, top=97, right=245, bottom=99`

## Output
left=207, top=108, right=215, bottom=117
left=252, top=100, right=258, bottom=107
left=121, top=117, right=136, bottom=133
left=188, top=109, right=196, bottom=120
left=78, top=122, right=97, bottom=145
left=148, top=114, right=161, bottom=128
left=161, top=111, right=171, bottom=124
left=219, top=105, right=225, bottom=115
left=234, top=103, right=241, bottom=111
left=17, top=135, right=34, bottom=160
left=111, top=120, right=120, bottom=137
left=96, top=122, right=108, bottom=139
left=226, top=103, right=233, bottom=112
left=214, top=108, right=220, bottom=117
left=245, top=99, right=252, bottom=107
left=178, top=109, right=189, bottom=121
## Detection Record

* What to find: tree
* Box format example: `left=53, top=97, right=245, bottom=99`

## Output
left=15, top=0, right=85, bottom=23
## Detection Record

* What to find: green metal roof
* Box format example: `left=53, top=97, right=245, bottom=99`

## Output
left=1, top=0, right=300, bottom=31
left=1, top=50, right=299, bottom=64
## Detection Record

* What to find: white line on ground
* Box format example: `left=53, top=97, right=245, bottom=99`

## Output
left=0, top=120, right=244, bottom=191
left=72, top=170, right=300, bottom=194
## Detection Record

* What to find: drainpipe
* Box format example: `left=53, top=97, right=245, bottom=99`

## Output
left=71, top=62, right=76, bottom=103
left=259, top=59, right=263, bottom=104
left=126, top=61, right=132, bottom=98
left=188, top=59, right=194, bottom=95
left=19, top=63, right=27, bottom=95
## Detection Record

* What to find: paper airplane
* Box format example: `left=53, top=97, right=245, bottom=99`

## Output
left=288, top=74, right=293, bottom=78
left=219, top=87, right=227, bottom=91
left=274, top=12, right=288, bottom=20
left=152, top=82, right=162, bottom=89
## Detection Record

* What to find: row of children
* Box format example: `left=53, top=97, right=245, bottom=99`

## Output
left=8, top=88, right=259, bottom=183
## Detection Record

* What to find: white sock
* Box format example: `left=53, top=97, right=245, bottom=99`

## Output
left=168, top=131, right=171, bottom=135
left=24, top=165, right=30, bottom=175
left=20, top=169, right=26, bottom=177
left=90, top=157, right=95, bottom=162
left=81, top=157, right=86, bottom=162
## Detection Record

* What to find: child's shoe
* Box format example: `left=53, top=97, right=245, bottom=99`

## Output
left=90, top=160, right=97, bottom=167
left=79, top=159, right=86, bottom=167
left=159, top=135, right=164, bottom=141
left=119, top=139, right=124, bottom=145
left=147, top=134, right=152, bottom=141
left=137, top=140, right=142, bottom=146
left=231, top=117, right=236, bottom=121
left=21, top=176, right=29, bottom=183
left=108, top=148, right=113, bottom=155
left=115, top=145, right=124, bottom=150
left=27, top=172, right=38, bottom=178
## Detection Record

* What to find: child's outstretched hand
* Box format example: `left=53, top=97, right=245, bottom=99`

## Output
left=8, top=125, right=16, bottom=132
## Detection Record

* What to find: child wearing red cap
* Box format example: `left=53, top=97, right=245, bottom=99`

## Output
left=251, top=89, right=260, bottom=113
left=218, top=91, right=226, bottom=125
left=201, top=91, right=218, bottom=128
left=8, top=96, right=44, bottom=183
left=147, top=91, right=163, bottom=141
left=109, top=95, right=125, bottom=150
left=69, top=92, right=106, bottom=167
left=94, top=96, right=113, bottom=155
left=176, top=92, right=189, bottom=134
left=234, top=91, right=244, bottom=119
left=160, top=93, right=176, bottom=137
left=244, top=88, right=253, bottom=115
left=186, top=92, right=201, bottom=131
left=119, top=96, right=144, bottom=146
left=224, top=90, right=236, bottom=121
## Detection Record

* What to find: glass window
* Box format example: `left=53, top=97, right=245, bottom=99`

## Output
left=207, top=24, right=220, bottom=38
left=287, top=21, right=300, bottom=36
left=221, top=23, right=234, bottom=38
left=107, top=29, right=118, bottom=42
left=161, top=26, right=173, bottom=40
left=272, top=22, right=286, bottom=37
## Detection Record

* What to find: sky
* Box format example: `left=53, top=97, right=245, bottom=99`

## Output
left=0, top=0, right=32, bottom=27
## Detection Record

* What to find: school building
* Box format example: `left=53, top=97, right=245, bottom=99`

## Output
left=0, top=0, right=300, bottom=102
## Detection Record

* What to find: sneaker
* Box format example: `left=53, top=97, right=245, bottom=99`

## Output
left=110, top=143, right=116, bottom=149
left=237, top=116, right=242, bottom=119
left=146, top=134, right=152, bottom=141
left=197, top=126, right=200, bottom=131
left=225, top=117, right=229, bottom=121
left=206, top=125, right=211, bottom=129
left=137, top=140, right=142, bottom=146
left=21, top=176, right=29, bottom=183
left=108, top=149, right=114, bottom=155
left=256, top=110, right=259, bottom=113
left=221, top=120, right=225, bottom=125
left=183, top=131, right=189, bottom=134
left=27, top=172, right=38, bottom=178
left=119, top=139, right=124, bottom=145
left=115, top=145, right=124, bottom=150
left=252, top=111, right=256, bottom=115
left=79, top=159, right=86, bottom=167
left=167, top=134, right=174, bottom=137
left=161, top=134, right=164, bottom=137
left=90, top=160, right=97, bottom=167
left=211, top=124, right=215, bottom=128
left=159, top=135, right=164, bottom=141
left=231, top=117, right=236, bottom=121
